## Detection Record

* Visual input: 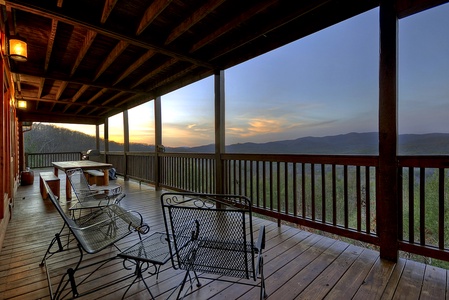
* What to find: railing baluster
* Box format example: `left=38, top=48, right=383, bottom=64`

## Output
left=420, top=167, right=425, bottom=246
left=332, top=164, right=337, bottom=226
left=357, top=166, right=361, bottom=232
left=344, top=165, right=348, bottom=228
left=409, top=167, right=414, bottom=243
left=311, top=163, right=315, bottom=221
left=439, top=168, right=444, bottom=250
left=366, top=166, right=371, bottom=234
left=322, top=164, right=326, bottom=223
left=293, top=163, right=297, bottom=217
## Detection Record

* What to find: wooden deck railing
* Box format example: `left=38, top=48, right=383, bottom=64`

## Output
left=25, top=152, right=82, bottom=168
left=221, top=154, right=379, bottom=246
left=25, top=151, right=449, bottom=261
left=398, top=156, right=449, bottom=261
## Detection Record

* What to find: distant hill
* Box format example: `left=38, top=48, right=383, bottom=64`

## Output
left=173, top=132, right=449, bottom=155
left=24, top=124, right=449, bottom=155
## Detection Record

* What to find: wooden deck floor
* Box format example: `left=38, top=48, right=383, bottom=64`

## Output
left=1, top=169, right=449, bottom=300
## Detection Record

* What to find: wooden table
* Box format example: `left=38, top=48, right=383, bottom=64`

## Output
left=52, top=160, right=113, bottom=200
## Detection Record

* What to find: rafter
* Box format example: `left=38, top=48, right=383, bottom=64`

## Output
left=87, top=88, right=108, bottom=104
left=63, top=84, right=89, bottom=112
left=136, top=0, right=172, bottom=35
left=113, top=49, right=155, bottom=86
left=44, top=19, right=58, bottom=71
left=37, top=77, right=45, bottom=99
left=70, top=30, right=97, bottom=77
left=102, top=91, right=127, bottom=106
left=55, top=81, right=68, bottom=100
left=189, top=0, right=274, bottom=53
left=130, top=58, right=177, bottom=89
left=93, top=40, right=128, bottom=81
left=164, top=0, right=226, bottom=45
left=209, top=0, right=332, bottom=63
left=101, top=0, right=118, bottom=23
left=147, top=65, right=198, bottom=90
left=21, top=96, right=116, bottom=109
left=87, top=90, right=127, bottom=115
left=6, top=2, right=214, bottom=69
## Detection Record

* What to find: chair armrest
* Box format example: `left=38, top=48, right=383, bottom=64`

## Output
left=105, top=205, right=149, bottom=234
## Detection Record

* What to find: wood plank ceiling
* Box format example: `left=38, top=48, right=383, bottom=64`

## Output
left=0, top=0, right=446, bottom=125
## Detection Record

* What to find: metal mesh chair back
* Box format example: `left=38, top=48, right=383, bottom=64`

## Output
left=66, top=168, right=93, bottom=198
left=161, top=193, right=256, bottom=280
left=65, top=168, right=125, bottom=210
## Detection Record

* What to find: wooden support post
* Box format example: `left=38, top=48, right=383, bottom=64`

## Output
left=378, top=0, right=399, bottom=262
left=155, top=96, right=162, bottom=191
left=95, top=125, right=100, bottom=152
left=215, top=70, right=225, bottom=194
left=123, top=110, right=130, bottom=181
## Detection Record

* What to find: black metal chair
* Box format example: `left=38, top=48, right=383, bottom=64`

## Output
left=161, top=192, right=267, bottom=299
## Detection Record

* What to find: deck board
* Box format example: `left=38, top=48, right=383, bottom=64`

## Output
left=0, top=168, right=448, bottom=299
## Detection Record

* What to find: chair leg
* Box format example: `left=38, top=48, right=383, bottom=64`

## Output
left=260, top=256, right=267, bottom=299
left=40, top=224, right=67, bottom=266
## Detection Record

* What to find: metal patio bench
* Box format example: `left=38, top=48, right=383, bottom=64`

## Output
left=40, top=179, right=149, bottom=299
left=161, top=192, right=267, bottom=299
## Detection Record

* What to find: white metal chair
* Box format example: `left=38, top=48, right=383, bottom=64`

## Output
left=66, top=168, right=125, bottom=211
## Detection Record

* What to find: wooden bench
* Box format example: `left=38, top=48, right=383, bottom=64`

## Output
left=39, top=171, right=60, bottom=200
left=84, top=169, right=106, bottom=186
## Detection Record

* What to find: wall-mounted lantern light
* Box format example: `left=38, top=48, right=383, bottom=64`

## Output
left=9, top=36, right=27, bottom=62
left=17, top=100, right=27, bottom=109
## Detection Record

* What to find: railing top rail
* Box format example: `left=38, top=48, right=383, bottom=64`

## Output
left=221, top=153, right=379, bottom=166
left=398, top=155, right=449, bottom=168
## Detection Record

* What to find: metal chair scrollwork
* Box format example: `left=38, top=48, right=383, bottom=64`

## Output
left=161, top=192, right=267, bottom=299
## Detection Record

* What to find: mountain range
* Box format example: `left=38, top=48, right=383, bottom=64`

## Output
left=25, top=124, right=449, bottom=155
left=174, top=132, right=449, bottom=155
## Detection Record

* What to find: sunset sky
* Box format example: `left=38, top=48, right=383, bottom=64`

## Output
left=55, top=4, right=449, bottom=148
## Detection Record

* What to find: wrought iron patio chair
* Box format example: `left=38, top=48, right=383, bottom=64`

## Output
left=161, top=192, right=267, bottom=299
left=40, top=180, right=149, bottom=299
left=66, top=167, right=125, bottom=211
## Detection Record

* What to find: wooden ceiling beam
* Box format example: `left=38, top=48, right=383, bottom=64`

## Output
left=164, top=0, right=225, bottom=45
left=113, top=49, right=155, bottom=86
left=146, top=65, right=198, bottom=91
left=190, top=0, right=275, bottom=53
left=21, top=96, right=117, bottom=109
left=5, top=1, right=214, bottom=69
left=63, top=84, right=88, bottom=112
left=102, top=91, right=127, bottom=106
left=87, top=88, right=108, bottom=104
left=55, top=80, right=68, bottom=100
left=93, top=40, right=128, bottom=81
left=209, top=0, right=332, bottom=63
left=136, top=0, right=172, bottom=35
left=396, top=0, right=449, bottom=18
left=17, top=110, right=103, bottom=125
left=44, top=19, right=58, bottom=71
left=101, top=0, right=118, bottom=24
left=130, top=58, right=177, bottom=89
left=71, top=29, right=97, bottom=77
left=10, top=67, right=153, bottom=95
